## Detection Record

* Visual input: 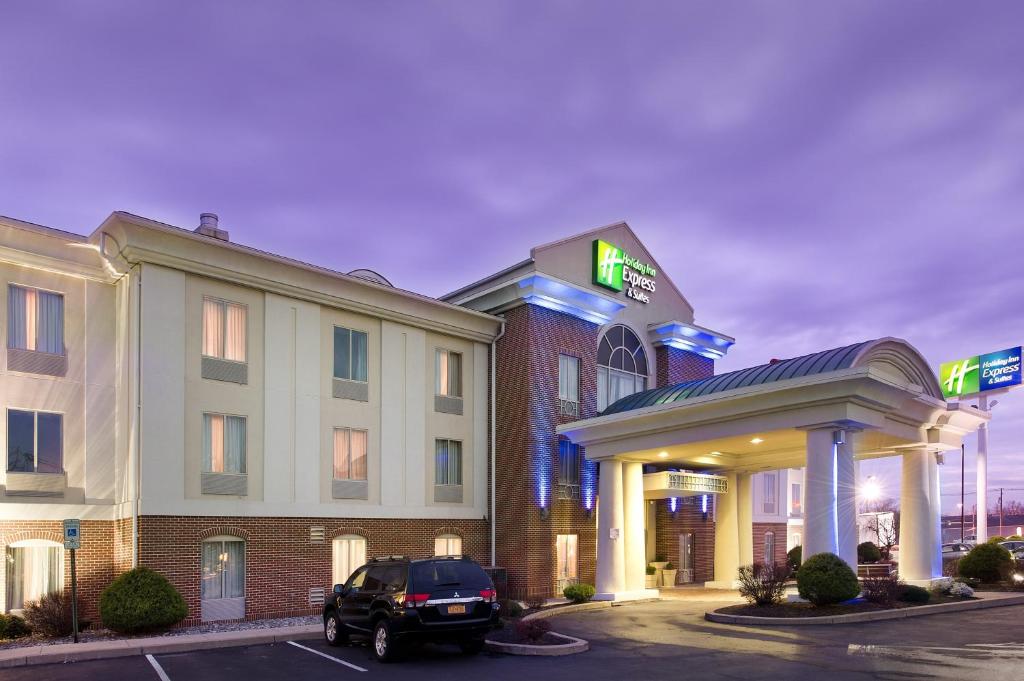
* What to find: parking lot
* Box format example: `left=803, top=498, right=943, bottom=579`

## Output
left=5, top=601, right=1024, bottom=681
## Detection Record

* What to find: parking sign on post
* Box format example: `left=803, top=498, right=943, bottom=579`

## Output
left=63, top=519, right=81, bottom=642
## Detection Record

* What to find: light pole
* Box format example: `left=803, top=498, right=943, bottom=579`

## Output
left=961, top=443, right=965, bottom=542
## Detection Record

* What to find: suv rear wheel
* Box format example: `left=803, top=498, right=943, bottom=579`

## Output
left=324, top=612, right=347, bottom=646
left=372, top=619, right=400, bottom=663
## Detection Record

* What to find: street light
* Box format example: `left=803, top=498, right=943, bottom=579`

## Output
left=862, top=475, right=881, bottom=509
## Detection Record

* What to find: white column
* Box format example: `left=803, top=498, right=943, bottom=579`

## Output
left=803, top=428, right=838, bottom=561
left=899, top=449, right=934, bottom=584
left=737, top=473, right=754, bottom=567
left=928, top=452, right=943, bottom=579
left=709, top=471, right=740, bottom=588
left=976, top=394, right=989, bottom=542
left=622, top=461, right=648, bottom=594
left=595, top=460, right=625, bottom=598
left=837, top=432, right=858, bottom=568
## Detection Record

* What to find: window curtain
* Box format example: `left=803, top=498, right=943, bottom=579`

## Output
left=224, top=416, right=246, bottom=474
left=7, top=286, right=28, bottom=350
left=202, top=299, right=223, bottom=357
left=223, top=541, right=245, bottom=598
left=435, top=439, right=447, bottom=484
left=201, top=541, right=222, bottom=600
left=350, top=429, right=367, bottom=480
left=436, top=351, right=448, bottom=395
left=6, top=544, right=62, bottom=610
left=435, top=439, right=462, bottom=485
left=556, top=535, right=578, bottom=580
left=333, top=428, right=349, bottom=480
left=201, top=540, right=245, bottom=600
left=36, top=291, right=63, bottom=354
left=351, top=331, right=367, bottom=382
left=332, top=536, right=367, bottom=586
left=203, top=414, right=223, bottom=473
left=333, top=327, right=350, bottom=380
left=224, top=303, right=246, bottom=362
left=449, top=353, right=461, bottom=397
left=434, top=535, right=461, bottom=556
left=35, top=413, right=62, bottom=474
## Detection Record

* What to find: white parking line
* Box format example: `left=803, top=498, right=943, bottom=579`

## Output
left=287, top=640, right=369, bottom=672
left=146, top=653, right=173, bottom=681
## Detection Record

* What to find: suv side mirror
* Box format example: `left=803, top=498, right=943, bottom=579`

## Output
left=333, top=583, right=345, bottom=595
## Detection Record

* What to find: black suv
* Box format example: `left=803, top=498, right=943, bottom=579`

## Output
left=322, top=555, right=499, bottom=662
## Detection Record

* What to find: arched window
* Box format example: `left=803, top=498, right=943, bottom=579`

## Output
left=764, top=532, right=776, bottom=565
left=332, top=535, right=367, bottom=586
left=201, top=535, right=245, bottom=621
left=5, top=539, right=63, bottom=611
left=597, top=325, right=649, bottom=411
left=434, top=534, right=462, bottom=556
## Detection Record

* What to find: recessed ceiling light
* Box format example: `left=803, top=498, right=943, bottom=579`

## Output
left=658, top=451, right=669, bottom=459
left=750, top=437, right=764, bottom=444
left=710, top=451, right=722, bottom=457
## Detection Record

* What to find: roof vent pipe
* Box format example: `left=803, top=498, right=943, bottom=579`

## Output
left=195, top=212, right=229, bottom=241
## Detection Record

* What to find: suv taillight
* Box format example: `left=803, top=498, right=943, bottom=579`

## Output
left=400, top=593, right=430, bottom=608
left=479, top=588, right=496, bottom=603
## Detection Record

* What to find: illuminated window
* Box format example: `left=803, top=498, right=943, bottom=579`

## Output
left=558, top=354, right=579, bottom=403
left=434, top=534, right=462, bottom=556
left=764, top=531, right=776, bottom=565
left=5, top=539, right=63, bottom=611
left=435, top=350, right=462, bottom=398
left=6, top=409, right=62, bottom=474
left=332, top=535, right=367, bottom=586
left=597, top=325, right=648, bottom=411
left=202, top=298, right=247, bottom=362
left=333, top=428, right=368, bottom=481
left=7, top=285, right=63, bottom=355
left=762, top=473, right=777, bottom=514
left=791, top=483, right=802, bottom=515
left=556, top=534, right=578, bottom=591
left=202, top=413, right=246, bottom=474
left=558, top=440, right=581, bottom=499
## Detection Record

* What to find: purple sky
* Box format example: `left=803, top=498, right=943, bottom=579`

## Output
left=2, top=2, right=1022, bottom=513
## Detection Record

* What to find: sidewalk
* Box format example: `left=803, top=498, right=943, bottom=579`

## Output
left=0, top=623, right=321, bottom=669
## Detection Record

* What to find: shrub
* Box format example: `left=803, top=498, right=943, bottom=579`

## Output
left=563, top=583, right=596, bottom=603
left=948, top=581, right=974, bottom=598
left=646, top=565, right=656, bottom=576
left=0, top=614, right=31, bottom=640
left=23, top=592, right=85, bottom=638
left=1007, top=535, right=1024, bottom=541
left=787, top=546, right=802, bottom=571
left=987, top=536, right=1006, bottom=544
left=737, top=563, right=790, bottom=606
left=930, top=577, right=953, bottom=594
left=897, top=584, right=930, bottom=604
left=664, top=562, right=675, bottom=570
left=498, top=599, right=524, bottom=619
left=857, top=542, right=881, bottom=564
left=514, top=618, right=551, bottom=643
left=860, top=573, right=901, bottom=606
left=100, top=567, right=187, bottom=634
left=524, top=593, right=547, bottom=609
left=958, top=543, right=1013, bottom=583
left=796, top=553, right=860, bottom=606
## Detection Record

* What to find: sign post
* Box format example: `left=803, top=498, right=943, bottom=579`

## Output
left=63, top=519, right=80, bottom=643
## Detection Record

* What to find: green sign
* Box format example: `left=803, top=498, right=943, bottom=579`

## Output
left=940, top=346, right=1022, bottom=398
left=592, top=239, right=657, bottom=303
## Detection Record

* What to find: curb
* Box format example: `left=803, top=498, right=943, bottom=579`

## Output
left=485, top=632, right=589, bottom=656
left=0, top=624, right=321, bottom=669
left=704, top=593, right=1024, bottom=626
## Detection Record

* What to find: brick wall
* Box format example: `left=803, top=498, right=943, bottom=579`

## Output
left=138, top=515, right=489, bottom=625
left=653, top=498, right=716, bottom=584
left=0, top=519, right=117, bottom=620
left=655, top=345, right=714, bottom=386
left=752, top=522, right=789, bottom=567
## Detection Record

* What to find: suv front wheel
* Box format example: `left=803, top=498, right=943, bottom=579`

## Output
left=372, top=619, right=400, bottom=663
left=324, top=612, right=347, bottom=647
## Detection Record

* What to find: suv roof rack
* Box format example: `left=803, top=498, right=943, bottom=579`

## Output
left=370, top=555, right=408, bottom=562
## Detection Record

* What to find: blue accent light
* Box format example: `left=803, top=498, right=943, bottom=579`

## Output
left=701, top=494, right=708, bottom=514
left=517, top=275, right=625, bottom=325
left=581, top=453, right=597, bottom=511
left=832, top=443, right=839, bottom=553
left=669, top=497, right=678, bottom=513
left=649, top=321, right=735, bottom=359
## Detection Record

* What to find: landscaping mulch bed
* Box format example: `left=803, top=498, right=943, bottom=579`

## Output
left=719, top=595, right=973, bottom=618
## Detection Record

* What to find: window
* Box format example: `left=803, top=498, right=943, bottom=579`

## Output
left=790, top=533, right=802, bottom=550
left=434, top=439, right=462, bottom=486
left=333, top=428, right=367, bottom=480
left=7, top=410, right=62, bottom=474
left=435, top=350, right=462, bottom=398
left=331, top=535, right=367, bottom=586
left=556, top=534, right=578, bottom=591
left=5, top=540, right=62, bottom=611
left=762, top=473, right=777, bottom=514
left=558, top=354, right=579, bottom=404
left=435, top=533, right=463, bottom=556
left=558, top=440, right=581, bottom=499
left=201, top=536, right=244, bottom=601
left=202, top=414, right=246, bottom=474
left=202, top=298, right=246, bottom=362
left=764, top=532, right=776, bottom=565
left=597, top=325, right=648, bottom=411
left=7, top=285, right=63, bottom=355
left=791, top=483, right=802, bottom=515
left=333, top=326, right=367, bottom=382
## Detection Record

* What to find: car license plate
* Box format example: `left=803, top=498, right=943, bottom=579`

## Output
left=447, top=604, right=466, bottom=615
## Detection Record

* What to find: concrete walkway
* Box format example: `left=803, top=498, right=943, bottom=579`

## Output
left=0, top=623, right=321, bottom=669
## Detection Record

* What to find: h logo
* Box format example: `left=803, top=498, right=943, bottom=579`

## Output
left=593, top=239, right=624, bottom=291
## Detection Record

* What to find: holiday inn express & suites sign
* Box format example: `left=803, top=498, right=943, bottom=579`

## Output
left=939, top=346, right=1022, bottom=398
left=592, top=239, right=657, bottom=303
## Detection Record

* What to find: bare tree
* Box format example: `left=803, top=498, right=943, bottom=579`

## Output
left=865, top=510, right=900, bottom=560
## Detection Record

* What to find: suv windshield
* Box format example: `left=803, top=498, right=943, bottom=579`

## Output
left=411, top=561, right=490, bottom=590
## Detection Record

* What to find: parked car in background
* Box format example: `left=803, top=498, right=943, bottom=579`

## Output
left=999, top=541, right=1024, bottom=558
left=941, top=543, right=972, bottom=559
left=322, top=555, right=499, bottom=662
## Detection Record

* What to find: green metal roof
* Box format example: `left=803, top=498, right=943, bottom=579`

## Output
left=601, top=341, right=872, bottom=415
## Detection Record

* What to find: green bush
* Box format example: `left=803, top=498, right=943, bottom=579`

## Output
left=1006, top=535, right=1024, bottom=541
left=987, top=536, right=1007, bottom=544
left=100, top=567, right=187, bottom=634
left=796, top=553, right=860, bottom=606
left=0, top=613, right=31, bottom=639
left=787, top=546, right=802, bottom=571
left=562, top=583, right=596, bottom=603
left=498, top=599, right=524, bottom=619
left=857, top=541, right=881, bottom=564
left=645, top=565, right=656, bottom=576
left=897, top=584, right=931, bottom=604
left=23, top=592, right=85, bottom=638
left=958, top=543, right=1013, bottom=583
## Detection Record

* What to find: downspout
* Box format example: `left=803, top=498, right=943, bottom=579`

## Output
left=490, top=319, right=506, bottom=567
left=133, top=266, right=142, bottom=567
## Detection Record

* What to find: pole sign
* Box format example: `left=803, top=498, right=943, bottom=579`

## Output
left=63, top=518, right=81, bottom=549
left=592, top=239, right=657, bottom=304
left=940, top=346, right=1021, bottom=399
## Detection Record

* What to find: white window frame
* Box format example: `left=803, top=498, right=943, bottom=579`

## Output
left=764, top=531, right=776, bottom=565
left=7, top=284, right=65, bottom=355
left=791, top=482, right=802, bottom=515
left=5, top=539, right=63, bottom=612
left=332, top=535, right=367, bottom=586
left=201, top=297, right=248, bottom=363
left=558, top=354, right=579, bottom=404
left=434, top=534, right=462, bottom=556
left=434, top=439, right=463, bottom=486
left=435, top=349, right=462, bottom=398
left=555, top=534, right=578, bottom=591
left=202, top=412, right=247, bottom=475
left=332, top=427, right=368, bottom=481
left=333, top=325, right=368, bottom=382
left=762, top=473, right=777, bottom=514
left=6, top=408, right=63, bottom=474
left=201, top=535, right=245, bottom=601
